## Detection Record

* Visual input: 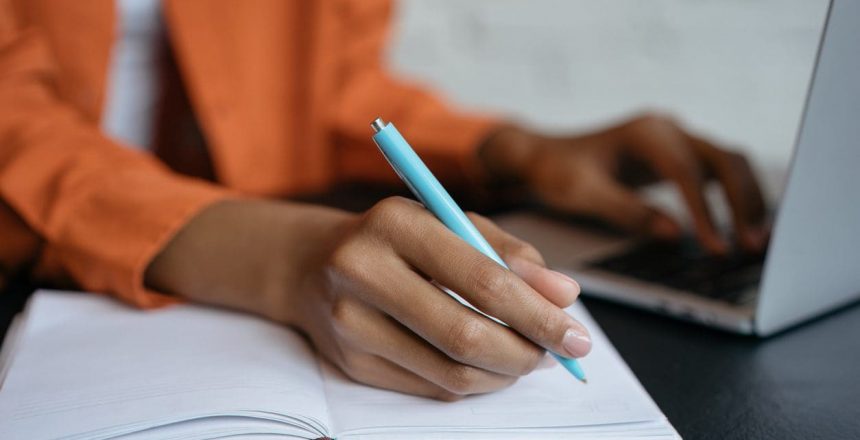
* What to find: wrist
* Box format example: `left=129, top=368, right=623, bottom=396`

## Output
left=145, top=199, right=354, bottom=326
left=264, top=203, right=356, bottom=327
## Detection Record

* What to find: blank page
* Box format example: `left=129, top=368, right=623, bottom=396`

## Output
left=0, top=291, right=331, bottom=439
left=324, top=302, right=677, bottom=438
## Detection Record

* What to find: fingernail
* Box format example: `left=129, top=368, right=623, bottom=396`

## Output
left=536, top=353, right=558, bottom=370
left=549, top=270, right=580, bottom=295
left=562, top=328, right=592, bottom=358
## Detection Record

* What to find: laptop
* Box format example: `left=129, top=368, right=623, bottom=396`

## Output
left=496, top=0, right=860, bottom=336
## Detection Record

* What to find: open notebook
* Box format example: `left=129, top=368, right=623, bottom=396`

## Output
left=0, top=290, right=679, bottom=439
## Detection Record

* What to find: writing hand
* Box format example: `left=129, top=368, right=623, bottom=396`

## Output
left=146, top=198, right=586, bottom=401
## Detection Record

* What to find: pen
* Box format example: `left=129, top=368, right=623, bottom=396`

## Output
left=370, top=117, right=587, bottom=383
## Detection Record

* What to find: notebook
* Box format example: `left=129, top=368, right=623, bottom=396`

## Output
left=0, top=290, right=679, bottom=439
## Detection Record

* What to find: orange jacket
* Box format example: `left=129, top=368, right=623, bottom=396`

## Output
left=0, top=0, right=497, bottom=307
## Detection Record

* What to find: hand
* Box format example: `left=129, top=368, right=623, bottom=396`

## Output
left=479, top=113, right=768, bottom=254
left=146, top=197, right=588, bottom=401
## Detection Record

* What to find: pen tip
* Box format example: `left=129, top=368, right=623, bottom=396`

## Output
left=580, top=378, right=588, bottom=384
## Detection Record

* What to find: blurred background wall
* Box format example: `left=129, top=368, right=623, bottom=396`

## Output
left=388, top=0, right=830, bottom=199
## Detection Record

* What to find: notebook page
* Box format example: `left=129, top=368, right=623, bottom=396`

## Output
left=340, top=419, right=679, bottom=440
left=324, top=302, right=671, bottom=437
left=0, top=290, right=331, bottom=439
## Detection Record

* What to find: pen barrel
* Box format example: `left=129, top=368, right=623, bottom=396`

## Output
left=372, top=123, right=506, bottom=267
left=371, top=120, right=587, bottom=383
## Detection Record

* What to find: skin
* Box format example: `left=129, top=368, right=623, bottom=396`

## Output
left=145, top=111, right=767, bottom=401
left=480, top=113, right=768, bottom=254
left=146, top=198, right=585, bottom=401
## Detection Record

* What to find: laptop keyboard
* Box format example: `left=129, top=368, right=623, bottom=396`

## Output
left=587, top=238, right=765, bottom=304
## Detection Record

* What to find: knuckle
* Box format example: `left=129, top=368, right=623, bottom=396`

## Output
left=531, top=306, right=563, bottom=345
left=365, top=196, right=416, bottom=233
left=557, top=169, right=596, bottom=201
left=666, top=157, right=704, bottom=183
left=446, top=318, right=488, bottom=361
left=325, top=242, right=369, bottom=287
left=442, top=364, right=481, bottom=395
left=376, top=195, right=414, bottom=212
left=724, top=151, right=750, bottom=168
left=329, top=297, right=358, bottom=336
left=517, top=348, right=548, bottom=376
left=503, top=238, right=544, bottom=266
left=533, top=153, right=586, bottom=193
left=471, top=261, right=514, bottom=302
left=326, top=244, right=353, bottom=274
left=633, top=111, right=677, bottom=130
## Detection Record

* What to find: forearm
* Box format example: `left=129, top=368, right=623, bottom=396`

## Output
left=1, top=23, right=234, bottom=307
left=143, top=199, right=353, bottom=324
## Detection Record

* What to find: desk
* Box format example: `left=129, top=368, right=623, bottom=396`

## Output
left=582, top=296, right=860, bottom=439
left=2, top=185, right=859, bottom=439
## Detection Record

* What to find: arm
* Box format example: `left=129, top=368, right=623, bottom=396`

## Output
left=328, top=0, right=767, bottom=253
left=2, top=2, right=590, bottom=402
left=478, top=115, right=769, bottom=253
left=145, top=196, right=588, bottom=401
left=0, top=2, right=229, bottom=306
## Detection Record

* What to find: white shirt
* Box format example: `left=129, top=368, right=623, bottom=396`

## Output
left=101, top=0, right=164, bottom=150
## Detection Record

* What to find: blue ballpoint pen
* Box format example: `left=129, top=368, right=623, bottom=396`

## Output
left=370, top=117, right=587, bottom=383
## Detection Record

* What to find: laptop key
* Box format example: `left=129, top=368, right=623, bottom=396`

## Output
left=589, top=238, right=764, bottom=304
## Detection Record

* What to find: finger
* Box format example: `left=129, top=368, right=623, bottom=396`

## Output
left=352, top=254, right=549, bottom=376
left=389, top=208, right=593, bottom=360
left=507, top=257, right=580, bottom=308
left=687, top=135, right=768, bottom=251
left=467, top=213, right=545, bottom=266
left=334, top=351, right=463, bottom=401
left=546, top=169, right=683, bottom=242
left=467, top=213, right=580, bottom=308
left=621, top=114, right=727, bottom=253
left=668, top=166, right=726, bottom=253
left=345, top=198, right=552, bottom=375
left=334, top=300, right=519, bottom=396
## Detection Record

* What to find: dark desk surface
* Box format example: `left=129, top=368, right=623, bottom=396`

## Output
left=2, top=185, right=859, bottom=439
left=582, top=296, right=860, bottom=439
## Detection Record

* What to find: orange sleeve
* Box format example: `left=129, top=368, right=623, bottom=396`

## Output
left=0, top=6, right=231, bottom=308
left=331, top=0, right=501, bottom=186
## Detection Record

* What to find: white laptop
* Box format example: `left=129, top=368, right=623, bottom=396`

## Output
left=497, top=0, right=860, bottom=336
